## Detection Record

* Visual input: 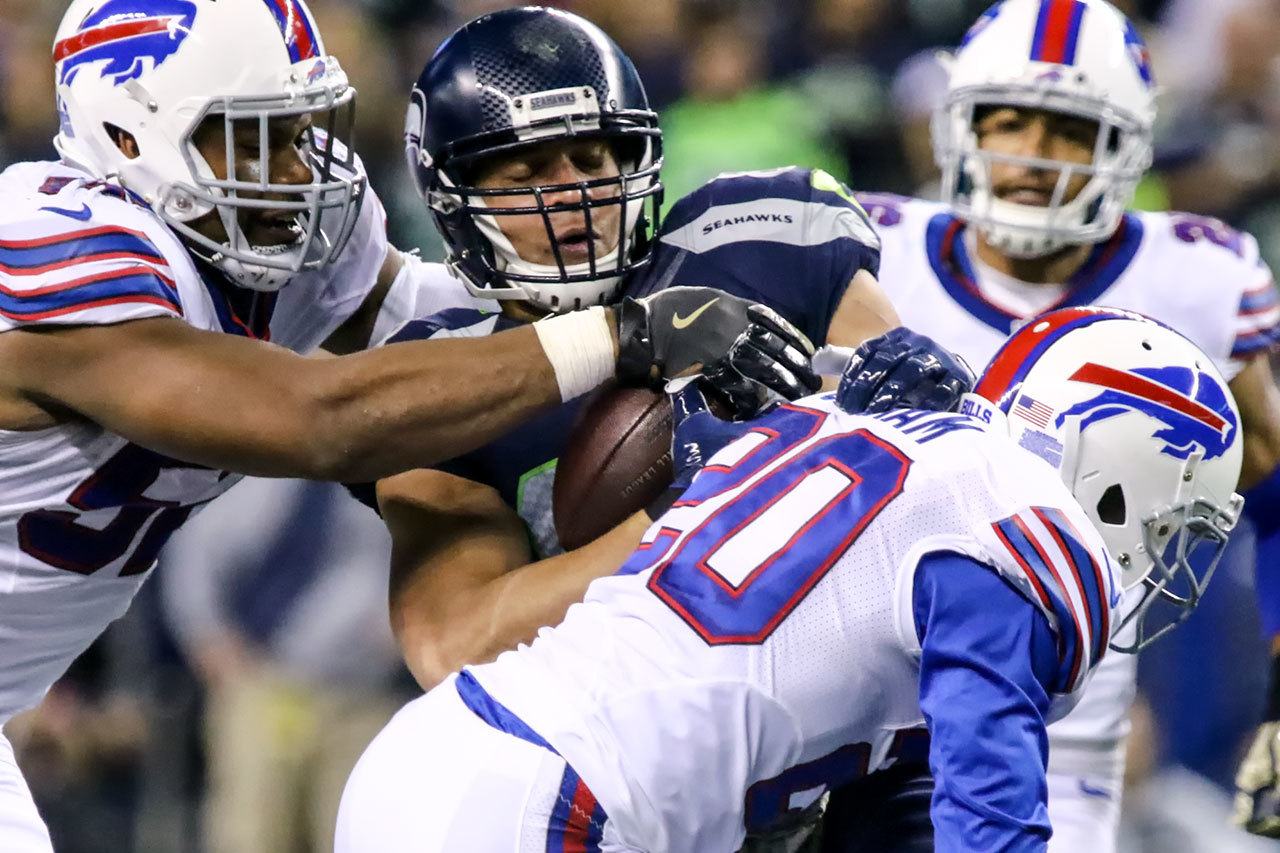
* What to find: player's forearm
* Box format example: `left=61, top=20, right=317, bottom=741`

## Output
left=915, top=554, right=1056, bottom=852
left=396, top=512, right=650, bottom=690
left=481, top=512, right=651, bottom=657
left=306, top=327, right=566, bottom=480
left=1231, top=355, right=1280, bottom=490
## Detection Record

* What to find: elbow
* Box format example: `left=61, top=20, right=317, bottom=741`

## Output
left=390, top=602, right=474, bottom=692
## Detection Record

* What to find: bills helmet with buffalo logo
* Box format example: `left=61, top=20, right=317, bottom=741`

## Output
left=971, top=306, right=1244, bottom=651
left=52, top=0, right=365, bottom=291
left=934, top=0, right=1156, bottom=258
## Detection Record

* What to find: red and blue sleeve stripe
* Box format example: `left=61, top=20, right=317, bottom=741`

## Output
left=0, top=226, right=167, bottom=275
left=0, top=265, right=181, bottom=321
left=1033, top=507, right=1111, bottom=664
left=261, top=0, right=320, bottom=63
left=1030, top=0, right=1087, bottom=65
left=546, top=764, right=607, bottom=853
left=1233, top=281, right=1280, bottom=359
left=992, top=515, right=1085, bottom=692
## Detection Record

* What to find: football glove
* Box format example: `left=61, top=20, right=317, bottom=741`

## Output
left=618, top=287, right=820, bottom=417
left=836, top=327, right=974, bottom=415
left=646, top=382, right=753, bottom=521
left=1234, top=721, right=1280, bottom=836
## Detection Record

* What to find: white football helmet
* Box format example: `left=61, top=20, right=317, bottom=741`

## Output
left=53, top=0, right=365, bottom=291
left=933, top=0, right=1156, bottom=258
left=970, top=307, right=1244, bottom=651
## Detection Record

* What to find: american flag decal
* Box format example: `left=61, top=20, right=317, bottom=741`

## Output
left=1014, top=393, right=1055, bottom=429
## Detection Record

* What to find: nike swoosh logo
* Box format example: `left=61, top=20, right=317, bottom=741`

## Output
left=671, top=297, right=720, bottom=330
left=40, top=204, right=92, bottom=221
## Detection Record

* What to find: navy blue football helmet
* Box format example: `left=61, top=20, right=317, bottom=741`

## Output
left=405, top=6, right=663, bottom=313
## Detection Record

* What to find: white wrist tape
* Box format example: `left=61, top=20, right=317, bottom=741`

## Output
left=533, top=306, right=615, bottom=401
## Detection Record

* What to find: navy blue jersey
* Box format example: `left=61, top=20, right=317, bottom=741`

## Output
left=388, top=168, right=881, bottom=556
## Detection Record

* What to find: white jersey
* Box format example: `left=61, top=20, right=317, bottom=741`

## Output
left=468, top=396, right=1118, bottom=852
left=859, top=193, right=1280, bottom=779
left=859, top=193, right=1279, bottom=382
left=0, top=159, right=455, bottom=723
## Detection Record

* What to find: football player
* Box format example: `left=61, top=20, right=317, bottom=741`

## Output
left=0, top=2, right=818, bottom=849
left=336, top=308, right=1244, bottom=852
left=359, top=7, right=969, bottom=708
left=848, top=0, right=1280, bottom=847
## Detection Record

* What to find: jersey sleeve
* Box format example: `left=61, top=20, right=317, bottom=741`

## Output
left=628, top=167, right=881, bottom=345
left=913, top=551, right=1056, bottom=853
left=0, top=211, right=183, bottom=332
left=368, top=252, right=486, bottom=345
left=973, top=506, right=1118, bottom=701
left=1231, top=264, right=1280, bottom=364
left=269, top=174, right=390, bottom=351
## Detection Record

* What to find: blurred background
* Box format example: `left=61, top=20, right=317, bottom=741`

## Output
left=2, top=0, right=1279, bottom=851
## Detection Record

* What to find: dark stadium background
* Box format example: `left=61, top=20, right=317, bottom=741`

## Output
left=1, top=1, right=1276, bottom=850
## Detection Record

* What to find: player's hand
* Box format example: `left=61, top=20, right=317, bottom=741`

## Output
left=1234, top=721, right=1280, bottom=836
left=646, top=382, right=753, bottom=520
left=836, top=327, right=974, bottom=414
left=617, top=287, right=819, bottom=415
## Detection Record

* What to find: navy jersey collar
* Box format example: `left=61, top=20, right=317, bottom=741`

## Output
left=924, top=213, right=1145, bottom=334
left=193, top=258, right=277, bottom=340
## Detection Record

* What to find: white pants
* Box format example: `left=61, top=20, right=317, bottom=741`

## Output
left=1044, top=633, right=1138, bottom=853
left=0, top=731, right=53, bottom=853
left=337, top=676, right=631, bottom=853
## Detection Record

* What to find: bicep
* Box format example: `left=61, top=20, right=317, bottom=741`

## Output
left=820, top=269, right=901, bottom=390
left=2, top=317, right=330, bottom=475
left=914, top=552, right=1057, bottom=852
left=825, top=269, right=900, bottom=348
left=1230, top=354, right=1280, bottom=489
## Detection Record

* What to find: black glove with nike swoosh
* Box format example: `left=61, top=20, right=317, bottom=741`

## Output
left=617, top=286, right=821, bottom=417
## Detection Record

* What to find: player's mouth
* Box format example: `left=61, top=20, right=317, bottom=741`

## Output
left=248, top=215, right=304, bottom=247
left=555, top=227, right=608, bottom=261
left=997, top=185, right=1056, bottom=207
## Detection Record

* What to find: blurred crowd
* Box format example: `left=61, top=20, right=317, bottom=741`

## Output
left=2, top=1, right=1279, bottom=851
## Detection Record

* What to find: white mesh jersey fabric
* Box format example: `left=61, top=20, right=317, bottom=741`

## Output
left=471, top=395, right=1115, bottom=852
left=861, top=191, right=1264, bottom=769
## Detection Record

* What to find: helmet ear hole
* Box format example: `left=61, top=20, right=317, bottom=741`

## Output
left=104, top=124, right=141, bottom=159
left=1097, top=484, right=1127, bottom=525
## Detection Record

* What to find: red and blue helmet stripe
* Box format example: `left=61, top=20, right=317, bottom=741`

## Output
left=1029, top=0, right=1087, bottom=65
left=259, top=0, right=321, bottom=63
left=975, top=306, right=1142, bottom=411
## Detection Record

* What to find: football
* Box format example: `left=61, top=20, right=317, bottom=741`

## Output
left=553, top=382, right=674, bottom=551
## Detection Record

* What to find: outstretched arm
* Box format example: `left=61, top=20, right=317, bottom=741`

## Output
left=914, top=552, right=1061, bottom=853
left=0, top=313, right=583, bottom=481
left=1, top=286, right=813, bottom=482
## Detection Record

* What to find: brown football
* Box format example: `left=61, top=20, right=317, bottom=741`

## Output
left=553, top=381, right=673, bottom=551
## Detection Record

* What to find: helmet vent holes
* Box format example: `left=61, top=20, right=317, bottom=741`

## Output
left=1097, top=484, right=1127, bottom=525
left=1141, top=340, right=1152, bottom=351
